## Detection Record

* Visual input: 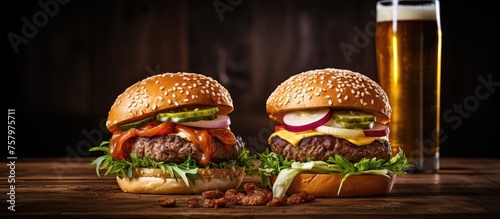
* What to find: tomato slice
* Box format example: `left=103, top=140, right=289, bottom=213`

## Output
left=275, top=125, right=285, bottom=132
left=110, top=122, right=174, bottom=160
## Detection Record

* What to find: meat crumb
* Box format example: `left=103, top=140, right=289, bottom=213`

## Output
left=267, top=195, right=289, bottom=207
left=187, top=197, right=199, bottom=208
left=288, top=191, right=315, bottom=204
left=158, top=198, right=176, bottom=207
left=169, top=183, right=315, bottom=208
left=203, top=197, right=227, bottom=209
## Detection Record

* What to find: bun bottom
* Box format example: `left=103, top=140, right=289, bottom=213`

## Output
left=271, top=173, right=396, bottom=197
left=116, top=166, right=245, bottom=194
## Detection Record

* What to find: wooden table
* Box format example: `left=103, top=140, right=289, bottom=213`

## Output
left=2, top=157, right=499, bottom=219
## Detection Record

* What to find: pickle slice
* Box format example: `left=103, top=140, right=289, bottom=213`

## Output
left=117, top=116, right=156, bottom=131
left=156, top=107, right=218, bottom=119
left=333, top=110, right=376, bottom=123
left=117, top=107, right=219, bottom=131
left=338, top=121, right=374, bottom=129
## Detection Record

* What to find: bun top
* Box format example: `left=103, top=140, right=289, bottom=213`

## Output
left=266, top=68, right=392, bottom=124
left=106, top=72, right=233, bottom=132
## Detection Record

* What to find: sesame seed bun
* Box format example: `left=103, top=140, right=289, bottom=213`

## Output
left=116, top=166, right=245, bottom=194
left=106, top=72, right=234, bottom=132
left=270, top=173, right=396, bottom=198
left=266, top=68, right=392, bottom=124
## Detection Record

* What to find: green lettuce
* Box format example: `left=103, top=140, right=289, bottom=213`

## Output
left=89, top=136, right=257, bottom=187
left=257, top=148, right=412, bottom=197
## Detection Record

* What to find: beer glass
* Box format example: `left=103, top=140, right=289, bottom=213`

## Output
left=376, top=0, right=441, bottom=173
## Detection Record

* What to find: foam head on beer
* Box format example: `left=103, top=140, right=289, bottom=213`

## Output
left=377, top=2, right=439, bottom=22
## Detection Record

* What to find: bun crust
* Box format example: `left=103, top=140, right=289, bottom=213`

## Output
left=271, top=173, right=396, bottom=198
left=116, top=166, right=245, bottom=194
left=266, top=68, right=391, bottom=124
left=106, top=72, right=233, bottom=132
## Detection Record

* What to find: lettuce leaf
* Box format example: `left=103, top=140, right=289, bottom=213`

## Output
left=89, top=136, right=257, bottom=187
left=257, top=148, right=412, bottom=197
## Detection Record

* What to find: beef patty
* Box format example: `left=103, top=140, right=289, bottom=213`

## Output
left=269, top=135, right=391, bottom=163
left=127, top=135, right=242, bottom=165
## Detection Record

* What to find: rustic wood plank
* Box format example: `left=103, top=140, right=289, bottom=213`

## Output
left=2, top=158, right=499, bottom=218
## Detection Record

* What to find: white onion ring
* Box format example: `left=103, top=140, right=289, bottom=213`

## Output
left=181, top=115, right=231, bottom=128
left=283, top=108, right=332, bottom=132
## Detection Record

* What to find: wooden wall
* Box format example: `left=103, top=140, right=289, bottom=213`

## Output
left=6, top=0, right=498, bottom=157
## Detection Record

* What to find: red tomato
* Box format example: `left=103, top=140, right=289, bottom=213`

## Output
left=275, top=125, right=284, bottom=132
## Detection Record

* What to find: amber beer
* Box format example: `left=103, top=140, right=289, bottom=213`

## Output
left=376, top=0, right=441, bottom=173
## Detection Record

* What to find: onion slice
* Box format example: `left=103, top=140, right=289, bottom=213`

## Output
left=181, top=115, right=231, bottom=129
left=315, top=118, right=389, bottom=138
left=283, top=108, right=332, bottom=132
left=363, top=123, right=390, bottom=137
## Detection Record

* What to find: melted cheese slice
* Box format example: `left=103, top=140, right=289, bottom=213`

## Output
left=269, top=129, right=387, bottom=146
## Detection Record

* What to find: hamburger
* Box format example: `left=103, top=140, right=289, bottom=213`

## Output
left=89, top=72, right=255, bottom=194
left=258, top=68, right=411, bottom=198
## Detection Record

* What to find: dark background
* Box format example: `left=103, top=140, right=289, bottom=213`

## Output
left=4, top=0, right=499, bottom=159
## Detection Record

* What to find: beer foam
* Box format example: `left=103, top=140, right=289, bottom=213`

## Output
left=377, top=2, right=438, bottom=22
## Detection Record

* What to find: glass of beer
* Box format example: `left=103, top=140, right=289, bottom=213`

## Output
left=376, top=0, right=441, bottom=173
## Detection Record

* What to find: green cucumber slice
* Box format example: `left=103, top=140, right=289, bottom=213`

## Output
left=117, top=107, right=219, bottom=131
left=117, top=116, right=156, bottom=131
left=333, top=110, right=376, bottom=123
left=156, top=107, right=218, bottom=119
left=338, top=121, right=374, bottom=129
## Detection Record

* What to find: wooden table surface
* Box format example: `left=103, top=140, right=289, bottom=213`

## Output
left=2, top=157, right=499, bottom=219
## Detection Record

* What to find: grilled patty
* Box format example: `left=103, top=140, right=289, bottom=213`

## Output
left=269, top=135, right=392, bottom=163
left=128, top=135, right=241, bottom=165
